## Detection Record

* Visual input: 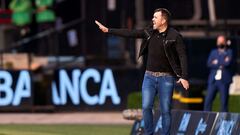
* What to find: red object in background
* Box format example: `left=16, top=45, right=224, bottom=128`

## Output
left=0, top=9, right=12, bottom=24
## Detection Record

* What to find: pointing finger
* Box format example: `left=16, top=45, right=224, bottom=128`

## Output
left=95, top=20, right=102, bottom=27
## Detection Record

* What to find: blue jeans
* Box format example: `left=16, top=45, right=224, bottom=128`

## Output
left=142, top=73, right=175, bottom=135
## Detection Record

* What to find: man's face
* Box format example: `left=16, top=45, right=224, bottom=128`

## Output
left=152, top=11, right=166, bottom=30
left=217, top=36, right=226, bottom=46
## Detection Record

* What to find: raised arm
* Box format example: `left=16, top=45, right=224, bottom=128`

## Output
left=95, top=20, right=145, bottom=38
left=95, top=20, right=109, bottom=33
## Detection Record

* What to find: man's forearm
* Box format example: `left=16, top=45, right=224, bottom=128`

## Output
left=108, top=28, right=145, bottom=38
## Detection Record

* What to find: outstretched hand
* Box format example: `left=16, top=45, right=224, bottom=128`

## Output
left=177, top=78, right=189, bottom=90
left=95, top=20, right=108, bottom=33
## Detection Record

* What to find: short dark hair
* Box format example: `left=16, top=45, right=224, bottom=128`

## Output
left=154, top=8, right=171, bottom=24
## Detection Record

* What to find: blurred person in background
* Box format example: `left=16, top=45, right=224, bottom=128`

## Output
left=35, top=0, right=55, bottom=31
left=9, top=0, right=33, bottom=37
left=35, top=0, right=56, bottom=55
left=204, top=35, right=233, bottom=112
left=95, top=8, right=189, bottom=135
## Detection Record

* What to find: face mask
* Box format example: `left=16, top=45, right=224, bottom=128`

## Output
left=218, top=44, right=225, bottom=49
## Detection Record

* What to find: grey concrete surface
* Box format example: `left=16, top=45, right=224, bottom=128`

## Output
left=0, top=112, right=134, bottom=125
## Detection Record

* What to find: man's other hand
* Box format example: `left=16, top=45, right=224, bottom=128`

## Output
left=177, top=78, right=189, bottom=90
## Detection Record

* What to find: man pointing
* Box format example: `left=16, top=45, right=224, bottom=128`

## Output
left=96, top=8, right=189, bottom=135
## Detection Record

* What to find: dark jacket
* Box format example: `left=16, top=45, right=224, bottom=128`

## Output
left=207, top=48, right=233, bottom=84
left=108, top=27, right=188, bottom=80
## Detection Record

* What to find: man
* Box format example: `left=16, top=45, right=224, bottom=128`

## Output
left=35, top=0, right=56, bottom=55
left=35, top=0, right=56, bottom=26
left=95, top=8, right=189, bottom=135
left=204, top=35, right=233, bottom=112
left=9, top=0, right=33, bottom=36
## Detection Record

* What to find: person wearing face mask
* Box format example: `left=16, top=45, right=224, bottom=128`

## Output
left=204, top=35, right=233, bottom=112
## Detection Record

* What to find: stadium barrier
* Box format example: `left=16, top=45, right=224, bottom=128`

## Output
left=129, top=109, right=240, bottom=135
left=0, top=68, right=142, bottom=112
left=0, top=68, right=204, bottom=112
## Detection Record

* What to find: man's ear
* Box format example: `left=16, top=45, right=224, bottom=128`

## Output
left=161, top=18, right=166, bottom=24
